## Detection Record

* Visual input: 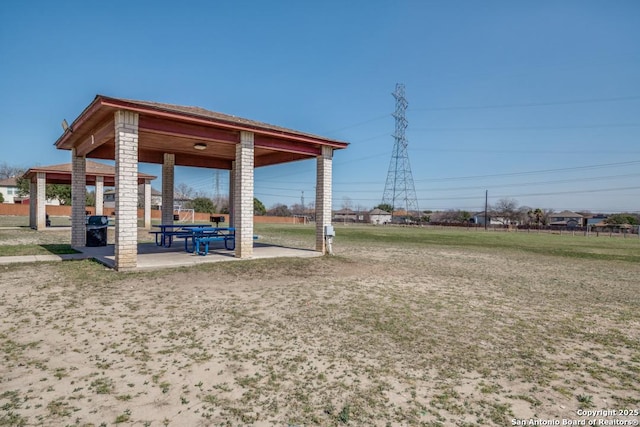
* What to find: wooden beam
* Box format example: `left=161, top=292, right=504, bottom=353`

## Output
left=139, top=116, right=240, bottom=144
left=137, top=150, right=233, bottom=169
left=75, top=118, right=115, bottom=157
left=87, top=144, right=115, bottom=160
left=254, top=135, right=322, bottom=156
left=175, top=154, right=233, bottom=170
left=255, top=151, right=311, bottom=167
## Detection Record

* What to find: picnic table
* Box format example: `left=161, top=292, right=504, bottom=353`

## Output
left=150, top=224, right=211, bottom=248
left=188, top=227, right=236, bottom=254
left=150, top=224, right=237, bottom=254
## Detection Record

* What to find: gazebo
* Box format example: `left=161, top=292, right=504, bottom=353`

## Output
left=22, top=160, right=156, bottom=230
left=54, top=95, right=348, bottom=270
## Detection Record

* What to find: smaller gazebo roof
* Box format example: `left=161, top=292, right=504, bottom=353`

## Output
left=22, top=160, right=156, bottom=186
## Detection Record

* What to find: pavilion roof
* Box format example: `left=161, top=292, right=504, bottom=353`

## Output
left=54, top=95, right=348, bottom=170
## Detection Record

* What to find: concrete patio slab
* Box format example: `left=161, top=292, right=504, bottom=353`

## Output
left=74, top=242, right=322, bottom=270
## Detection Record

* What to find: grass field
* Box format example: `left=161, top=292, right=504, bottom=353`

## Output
left=0, top=224, right=638, bottom=426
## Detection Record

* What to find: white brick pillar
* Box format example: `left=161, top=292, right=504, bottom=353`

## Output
left=315, top=146, right=333, bottom=253
left=228, top=163, right=235, bottom=228
left=71, top=150, right=87, bottom=246
left=95, top=175, right=104, bottom=215
left=143, top=179, right=151, bottom=229
left=29, top=180, right=36, bottom=229
left=162, top=153, right=175, bottom=225
left=234, top=132, right=254, bottom=258
left=114, top=110, right=139, bottom=271
left=36, top=172, right=47, bottom=230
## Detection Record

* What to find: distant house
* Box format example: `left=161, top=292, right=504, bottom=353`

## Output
left=333, top=208, right=359, bottom=223
left=0, top=177, right=19, bottom=203
left=548, top=210, right=583, bottom=228
left=368, top=208, right=392, bottom=225
left=470, top=212, right=503, bottom=226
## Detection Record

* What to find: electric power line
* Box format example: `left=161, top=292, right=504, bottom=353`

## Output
left=410, top=123, right=640, bottom=132
left=411, top=95, right=640, bottom=112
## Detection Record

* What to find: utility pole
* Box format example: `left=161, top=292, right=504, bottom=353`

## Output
left=484, top=190, right=488, bottom=231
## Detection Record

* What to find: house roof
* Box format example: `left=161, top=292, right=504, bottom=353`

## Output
left=22, top=160, right=156, bottom=186
left=0, top=177, right=18, bottom=187
left=54, top=95, right=349, bottom=170
left=551, top=210, right=583, bottom=218
left=369, top=208, right=391, bottom=215
left=334, top=208, right=356, bottom=215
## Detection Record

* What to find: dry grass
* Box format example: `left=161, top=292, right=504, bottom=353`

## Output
left=0, top=225, right=638, bottom=426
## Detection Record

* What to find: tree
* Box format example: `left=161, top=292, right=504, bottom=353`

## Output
left=541, top=209, right=554, bottom=226
left=0, top=162, right=24, bottom=179
left=342, top=196, right=353, bottom=211
left=436, top=209, right=466, bottom=224
left=290, top=203, right=305, bottom=216
left=526, top=208, right=544, bottom=227
left=267, top=203, right=292, bottom=217
left=0, top=192, right=3, bottom=203
left=605, top=213, right=639, bottom=225
left=188, top=197, right=215, bottom=214
left=375, top=203, right=393, bottom=213
left=254, top=197, right=266, bottom=216
left=86, top=190, right=95, bottom=207
left=491, top=198, right=519, bottom=225
left=214, top=194, right=228, bottom=213
left=16, top=176, right=30, bottom=196
left=175, top=183, right=194, bottom=200
left=47, top=184, right=72, bottom=205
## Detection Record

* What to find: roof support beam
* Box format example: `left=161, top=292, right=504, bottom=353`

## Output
left=255, top=135, right=322, bottom=156
left=137, top=150, right=233, bottom=169
left=139, top=116, right=240, bottom=144
left=75, top=118, right=115, bottom=157
left=255, top=151, right=310, bottom=167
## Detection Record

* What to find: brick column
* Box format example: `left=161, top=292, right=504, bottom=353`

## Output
left=114, top=110, right=139, bottom=271
left=162, top=153, right=175, bottom=225
left=36, top=172, right=47, bottom=230
left=71, top=150, right=86, bottom=246
left=95, top=175, right=104, bottom=215
left=228, top=163, right=235, bottom=228
left=143, top=179, right=151, bottom=229
left=234, top=132, right=254, bottom=258
left=315, top=146, right=333, bottom=253
left=29, top=180, right=36, bottom=229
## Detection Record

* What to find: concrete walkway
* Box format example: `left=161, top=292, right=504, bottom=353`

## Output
left=0, top=242, right=322, bottom=270
left=0, top=252, right=91, bottom=265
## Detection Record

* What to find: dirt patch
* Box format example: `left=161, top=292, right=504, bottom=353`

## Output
left=0, top=230, right=639, bottom=426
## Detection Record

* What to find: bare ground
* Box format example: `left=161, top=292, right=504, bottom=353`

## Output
left=0, top=227, right=639, bottom=426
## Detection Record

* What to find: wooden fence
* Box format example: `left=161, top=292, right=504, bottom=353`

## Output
left=0, top=204, right=305, bottom=224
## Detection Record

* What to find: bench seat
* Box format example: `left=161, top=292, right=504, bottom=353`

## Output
left=194, top=235, right=235, bottom=254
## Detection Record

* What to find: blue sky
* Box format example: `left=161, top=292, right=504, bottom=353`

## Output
left=1, top=0, right=639, bottom=213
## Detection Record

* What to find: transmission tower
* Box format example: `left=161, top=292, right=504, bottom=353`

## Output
left=381, top=83, right=419, bottom=217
